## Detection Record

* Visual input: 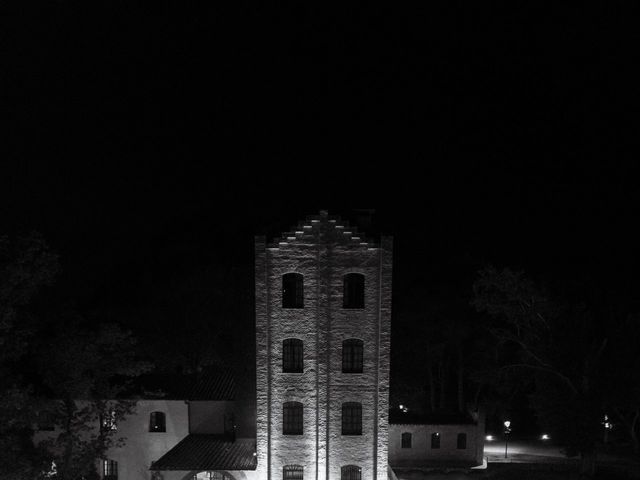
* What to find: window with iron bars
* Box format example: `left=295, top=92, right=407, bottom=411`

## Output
left=283, top=402, right=303, bottom=435
left=283, top=338, right=303, bottom=373
left=341, top=402, right=362, bottom=435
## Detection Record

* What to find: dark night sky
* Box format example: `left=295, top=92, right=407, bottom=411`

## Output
left=3, top=2, right=640, bottom=331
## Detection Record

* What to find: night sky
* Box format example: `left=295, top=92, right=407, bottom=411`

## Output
left=3, top=3, right=640, bottom=353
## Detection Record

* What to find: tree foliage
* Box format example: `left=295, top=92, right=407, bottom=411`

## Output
left=0, top=233, right=150, bottom=479
left=36, top=321, right=151, bottom=480
left=0, top=233, right=59, bottom=480
left=472, top=266, right=608, bottom=477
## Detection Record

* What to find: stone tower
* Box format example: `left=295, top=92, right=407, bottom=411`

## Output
left=255, top=211, right=393, bottom=480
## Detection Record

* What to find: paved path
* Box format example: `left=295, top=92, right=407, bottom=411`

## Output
left=485, top=439, right=567, bottom=462
left=485, top=438, right=640, bottom=467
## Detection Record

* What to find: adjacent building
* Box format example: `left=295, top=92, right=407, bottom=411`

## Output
left=35, top=211, right=484, bottom=480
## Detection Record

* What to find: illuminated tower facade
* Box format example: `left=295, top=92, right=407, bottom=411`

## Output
left=255, top=211, right=393, bottom=480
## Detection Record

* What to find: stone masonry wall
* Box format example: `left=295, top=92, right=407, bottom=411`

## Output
left=255, top=212, right=392, bottom=480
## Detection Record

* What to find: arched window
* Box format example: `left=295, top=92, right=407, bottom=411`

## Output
left=283, top=338, right=303, bottom=373
left=283, top=465, right=303, bottom=480
left=282, top=273, right=304, bottom=308
left=457, top=432, right=467, bottom=449
left=343, top=273, right=365, bottom=309
left=341, top=402, right=362, bottom=435
left=342, top=339, right=363, bottom=373
left=149, top=411, right=166, bottom=432
left=103, top=459, right=118, bottom=480
left=283, top=402, right=303, bottom=435
left=341, top=465, right=361, bottom=480
left=431, top=432, right=441, bottom=449
left=401, top=432, right=412, bottom=448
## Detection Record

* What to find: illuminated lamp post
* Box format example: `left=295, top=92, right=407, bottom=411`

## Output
left=603, top=414, right=613, bottom=444
left=504, top=420, right=512, bottom=459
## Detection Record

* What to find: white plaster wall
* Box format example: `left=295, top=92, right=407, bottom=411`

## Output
left=33, top=400, right=189, bottom=480
left=189, top=401, right=235, bottom=434
left=388, top=424, right=482, bottom=466
left=105, top=400, right=190, bottom=479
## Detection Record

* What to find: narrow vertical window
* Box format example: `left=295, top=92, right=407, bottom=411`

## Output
left=343, top=273, right=365, bottom=309
left=283, top=465, right=303, bottom=480
left=401, top=432, right=412, bottom=448
left=431, top=432, right=441, bottom=449
left=342, top=339, right=363, bottom=373
left=283, top=402, right=303, bottom=435
left=341, top=402, right=362, bottom=435
left=283, top=338, right=303, bottom=373
left=103, top=459, right=118, bottom=480
left=457, top=432, right=467, bottom=449
left=283, top=273, right=304, bottom=308
left=341, top=465, right=361, bottom=480
left=149, top=411, right=166, bottom=432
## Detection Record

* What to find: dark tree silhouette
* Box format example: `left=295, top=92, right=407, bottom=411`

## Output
left=472, top=266, right=609, bottom=478
left=0, top=233, right=59, bottom=480
left=36, top=320, right=151, bottom=480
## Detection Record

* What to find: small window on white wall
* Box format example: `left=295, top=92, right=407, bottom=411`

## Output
left=103, top=459, right=117, bottom=480
left=401, top=432, right=412, bottom=448
left=149, top=411, right=166, bottom=432
left=431, top=432, right=441, bottom=449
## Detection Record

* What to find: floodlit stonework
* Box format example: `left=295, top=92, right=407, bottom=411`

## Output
left=34, top=211, right=485, bottom=479
left=255, top=210, right=393, bottom=480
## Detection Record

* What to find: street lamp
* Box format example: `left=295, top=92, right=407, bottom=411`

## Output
left=602, top=414, right=613, bottom=444
left=504, top=420, right=512, bottom=459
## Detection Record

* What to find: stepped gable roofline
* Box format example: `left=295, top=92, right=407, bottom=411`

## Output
left=265, top=210, right=387, bottom=249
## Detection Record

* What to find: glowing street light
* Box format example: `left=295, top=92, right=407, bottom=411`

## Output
left=541, top=434, right=550, bottom=440
left=503, top=420, right=512, bottom=459
left=602, top=414, right=613, bottom=444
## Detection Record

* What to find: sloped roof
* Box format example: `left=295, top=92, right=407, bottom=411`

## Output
left=188, top=368, right=236, bottom=401
left=131, top=368, right=236, bottom=401
left=151, top=435, right=257, bottom=471
left=268, top=210, right=378, bottom=249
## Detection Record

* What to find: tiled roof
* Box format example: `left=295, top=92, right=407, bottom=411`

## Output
left=151, top=435, right=257, bottom=471
left=130, top=368, right=236, bottom=401
left=189, top=369, right=236, bottom=401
